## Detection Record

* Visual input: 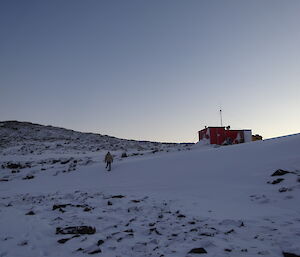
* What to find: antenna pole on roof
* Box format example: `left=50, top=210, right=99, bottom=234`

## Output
left=220, top=109, right=223, bottom=127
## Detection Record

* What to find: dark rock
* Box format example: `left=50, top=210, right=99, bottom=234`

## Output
left=7, top=163, right=24, bottom=169
left=75, top=204, right=86, bottom=208
left=124, top=229, right=134, bottom=233
left=11, top=170, right=20, bottom=174
left=23, top=175, right=34, bottom=180
left=84, top=207, right=92, bottom=212
left=53, top=204, right=68, bottom=210
left=57, top=234, right=80, bottom=244
left=271, top=169, right=291, bottom=176
left=149, top=228, right=162, bottom=235
left=224, top=249, right=232, bottom=252
left=111, top=195, right=125, bottom=198
left=121, top=152, right=127, bottom=158
left=56, top=226, right=96, bottom=235
left=270, top=178, right=284, bottom=184
left=177, top=214, right=186, bottom=218
left=131, top=200, right=140, bottom=203
left=224, top=229, right=235, bottom=235
left=239, top=222, right=245, bottom=227
left=282, top=252, right=300, bottom=257
left=279, top=187, right=289, bottom=193
left=188, top=248, right=207, bottom=254
left=97, top=240, right=104, bottom=246
left=88, top=249, right=101, bottom=254
left=200, top=233, right=214, bottom=237
left=25, top=211, right=35, bottom=215
left=57, top=238, right=70, bottom=244
left=107, top=201, right=113, bottom=206
left=60, top=159, right=71, bottom=164
left=0, top=179, right=9, bottom=182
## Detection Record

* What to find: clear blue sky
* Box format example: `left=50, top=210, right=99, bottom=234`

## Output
left=1, top=0, right=299, bottom=142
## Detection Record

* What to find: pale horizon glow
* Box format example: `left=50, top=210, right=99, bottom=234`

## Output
left=1, top=0, right=299, bottom=143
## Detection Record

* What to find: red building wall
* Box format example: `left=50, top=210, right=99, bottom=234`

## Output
left=198, top=127, right=245, bottom=145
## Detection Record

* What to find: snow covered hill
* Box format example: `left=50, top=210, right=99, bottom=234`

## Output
left=0, top=125, right=300, bottom=257
left=0, top=121, right=191, bottom=155
left=0, top=121, right=192, bottom=183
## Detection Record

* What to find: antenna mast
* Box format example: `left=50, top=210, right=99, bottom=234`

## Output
left=220, top=108, right=223, bottom=127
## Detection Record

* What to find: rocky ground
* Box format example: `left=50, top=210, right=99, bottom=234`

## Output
left=1, top=190, right=299, bottom=257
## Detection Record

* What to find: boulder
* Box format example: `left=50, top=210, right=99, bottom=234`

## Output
left=271, top=169, right=291, bottom=176
left=282, top=252, right=300, bottom=257
left=188, top=248, right=207, bottom=254
left=56, top=226, right=96, bottom=235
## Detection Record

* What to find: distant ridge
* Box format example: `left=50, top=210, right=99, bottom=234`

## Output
left=0, top=120, right=191, bottom=155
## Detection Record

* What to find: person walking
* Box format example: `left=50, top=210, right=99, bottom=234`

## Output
left=104, top=151, right=113, bottom=171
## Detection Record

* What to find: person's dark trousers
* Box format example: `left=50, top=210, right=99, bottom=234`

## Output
left=106, top=162, right=111, bottom=171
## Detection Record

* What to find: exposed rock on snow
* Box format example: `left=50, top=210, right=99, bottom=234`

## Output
left=188, top=247, right=207, bottom=254
left=56, top=226, right=96, bottom=235
left=282, top=252, right=300, bottom=257
left=271, top=169, right=292, bottom=176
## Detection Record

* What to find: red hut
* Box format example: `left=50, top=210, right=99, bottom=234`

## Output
left=198, top=127, right=252, bottom=145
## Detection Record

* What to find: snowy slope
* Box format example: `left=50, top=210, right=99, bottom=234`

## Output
left=0, top=121, right=192, bottom=183
left=0, top=131, right=300, bottom=257
left=0, top=121, right=191, bottom=155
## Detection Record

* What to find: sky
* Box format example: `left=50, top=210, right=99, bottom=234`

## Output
left=0, top=0, right=299, bottom=143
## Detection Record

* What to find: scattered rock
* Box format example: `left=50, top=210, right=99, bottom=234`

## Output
left=57, top=238, right=70, bottom=244
left=149, top=227, right=162, bottom=235
left=56, top=226, right=96, bottom=235
left=18, top=240, right=28, bottom=246
left=269, top=178, right=285, bottom=184
left=6, top=163, right=24, bottom=169
left=224, top=229, right=235, bottom=235
left=23, top=175, right=34, bottom=180
left=25, top=211, right=35, bottom=215
left=282, top=252, right=300, bottom=257
left=279, top=187, right=289, bottom=193
left=200, top=232, right=214, bottom=237
left=60, top=159, right=71, bottom=164
left=271, top=169, right=291, bottom=176
left=131, top=200, right=141, bottom=203
left=124, top=229, right=134, bottom=233
left=97, top=240, right=104, bottom=246
left=88, top=248, right=102, bottom=254
left=188, top=248, right=207, bottom=254
left=111, top=195, right=125, bottom=199
left=53, top=204, right=68, bottom=210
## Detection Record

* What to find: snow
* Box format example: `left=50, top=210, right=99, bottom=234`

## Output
left=0, top=122, right=300, bottom=257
